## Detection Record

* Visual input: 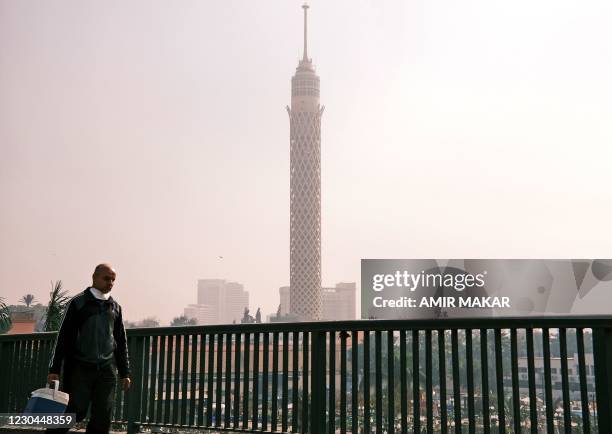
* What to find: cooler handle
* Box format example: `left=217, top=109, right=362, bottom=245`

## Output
left=52, top=379, right=59, bottom=399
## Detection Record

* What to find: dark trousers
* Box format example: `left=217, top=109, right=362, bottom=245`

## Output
left=46, top=361, right=117, bottom=434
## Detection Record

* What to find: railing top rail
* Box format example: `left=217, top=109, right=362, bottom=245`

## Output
left=0, top=331, right=58, bottom=342
left=3, top=315, right=610, bottom=341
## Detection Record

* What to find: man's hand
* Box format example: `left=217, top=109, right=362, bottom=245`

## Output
left=122, top=377, right=131, bottom=391
left=47, top=373, right=60, bottom=386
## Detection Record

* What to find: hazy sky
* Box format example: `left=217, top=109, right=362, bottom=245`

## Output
left=1, top=1, right=611, bottom=324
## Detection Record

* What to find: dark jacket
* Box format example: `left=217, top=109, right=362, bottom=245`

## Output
left=49, top=288, right=130, bottom=378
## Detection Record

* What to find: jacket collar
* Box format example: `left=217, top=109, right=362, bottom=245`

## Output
left=83, top=287, right=114, bottom=304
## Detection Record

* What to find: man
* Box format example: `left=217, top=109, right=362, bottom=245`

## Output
left=46, top=264, right=131, bottom=434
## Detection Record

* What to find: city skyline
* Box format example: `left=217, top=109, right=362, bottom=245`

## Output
left=2, top=1, right=612, bottom=324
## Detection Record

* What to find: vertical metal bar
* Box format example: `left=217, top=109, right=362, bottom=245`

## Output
left=127, top=336, right=144, bottom=434
left=526, top=329, right=537, bottom=434
left=172, top=333, right=182, bottom=426
left=341, top=331, right=347, bottom=434
left=426, top=329, right=433, bottom=434
left=364, top=331, right=371, bottom=434
left=242, top=332, right=251, bottom=429
left=542, top=328, right=554, bottom=433
left=164, top=335, right=174, bottom=424
left=36, top=340, right=48, bottom=397
left=181, top=334, right=189, bottom=425
left=16, top=339, right=25, bottom=412
left=262, top=332, right=270, bottom=431
left=190, top=335, right=198, bottom=426
left=576, top=328, right=591, bottom=434
left=414, top=329, right=422, bottom=434
left=272, top=332, right=279, bottom=431
left=593, top=327, right=612, bottom=433
left=399, top=330, right=407, bottom=434
left=0, top=342, right=7, bottom=412
left=31, top=340, right=41, bottom=392
left=352, top=330, right=359, bottom=434
left=494, top=329, right=506, bottom=434
left=439, top=330, right=447, bottom=434
left=375, top=330, right=382, bottom=434
left=329, top=331, right=336, bottom=434
left=19, top=339, right=31, bottom=412
left=156, top=335, right=166, bottom=424
left=387, top=331, right=395, bottom=434
left=302, top=331, right=309, bottom=433
left=466, top=329, right=475, bottom=434
left=141, top=336, right=151, bottom=426
left=197, top=334, right=206, bottom=426
left=559, top=328, right=571, bottom=433
left=9, top=340, right=18, bottom=413
left=282, top=331, right=289, bottom=432
left=22, top=339, right=32, bottom=410
left=310, top=331, right=326, bottom=434
left=252, top=332, right=260, bottom=430
left=232, top=333, right=241, bottom=428
left=6, top=340, right=17, bottom=412
left=292, top=331, right=299, bottom=432
left=149, top=335, right=159, bottom=424
left=480, top=329, right=490, bottom=434
left=224, top=333, right=232, bottom=428
left=451, top=329, right=460, bottom=434
left=215, top=333, right=224, bottom=427
left=510, top=328, right=520, bottom=434
left=207, top=333, right=215, bottom=426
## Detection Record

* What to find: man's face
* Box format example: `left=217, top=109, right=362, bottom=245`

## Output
left=93, top=268, right=116, bottom=293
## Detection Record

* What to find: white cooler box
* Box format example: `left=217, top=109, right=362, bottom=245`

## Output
left=23, top=380, right=69, bottom=414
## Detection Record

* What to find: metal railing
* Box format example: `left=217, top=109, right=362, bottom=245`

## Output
left=1, top=316, right=612, bottom=433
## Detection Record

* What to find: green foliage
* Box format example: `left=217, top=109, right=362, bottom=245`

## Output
left=170, top=315, right=197, bottom=326
left=0, top=297, right=12, bottom=333
left=44, top=280, right=70, bottom=332
left=139, top=317, right=160, bottom=327
left=20, top=293, right=37, bottom=307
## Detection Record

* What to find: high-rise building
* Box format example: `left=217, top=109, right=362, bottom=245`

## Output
left=279, top=282, right=356, bottom=321
left=184, top=279, right=249, bottom=325
left=288, top=3, right=323, bottom=321
left=321, top=282, right=356, bottom=321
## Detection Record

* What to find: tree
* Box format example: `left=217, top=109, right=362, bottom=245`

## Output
left=123, top=320, right=138, bottom=329
left=0, top=297, right=12, bottom=334
left=255, top=308, right=262, bottom=323
left=20, top=294, right=37, bottom=307
left=139, top=317, right=160, bottom=328
left=170, top=315, right=197, bottom=326
left=44, top=280, right=70, bottom=332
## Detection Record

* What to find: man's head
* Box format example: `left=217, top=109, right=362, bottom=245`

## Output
left=92, top=263, right=117, bottom=293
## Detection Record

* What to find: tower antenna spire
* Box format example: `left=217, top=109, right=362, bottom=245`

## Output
left=302, top=2, right=309, bottom=61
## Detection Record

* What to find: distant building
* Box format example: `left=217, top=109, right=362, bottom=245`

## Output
left=322, top=282, right=356, bottom=321
left=184, top=279, right=249, bottom=325
left=279, top=282, right=356, bottom=321
left=7, top=304, right=46, bottom=332
left=183, top=304, right=216, bottom=325
left=7, top=311, right=36, bottom=334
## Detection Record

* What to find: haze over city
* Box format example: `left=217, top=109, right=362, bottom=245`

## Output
left=2, top=1, right=611, bottom=324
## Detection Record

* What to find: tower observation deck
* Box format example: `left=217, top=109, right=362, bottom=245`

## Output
left=287, top=3, right=324, bottom=321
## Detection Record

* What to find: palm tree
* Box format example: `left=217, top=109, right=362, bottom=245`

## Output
left=44, top=280, right=70, bottom=332
left=0, top=296, right=12, bottom=333
left=20, top=293, right=37, bottom=307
